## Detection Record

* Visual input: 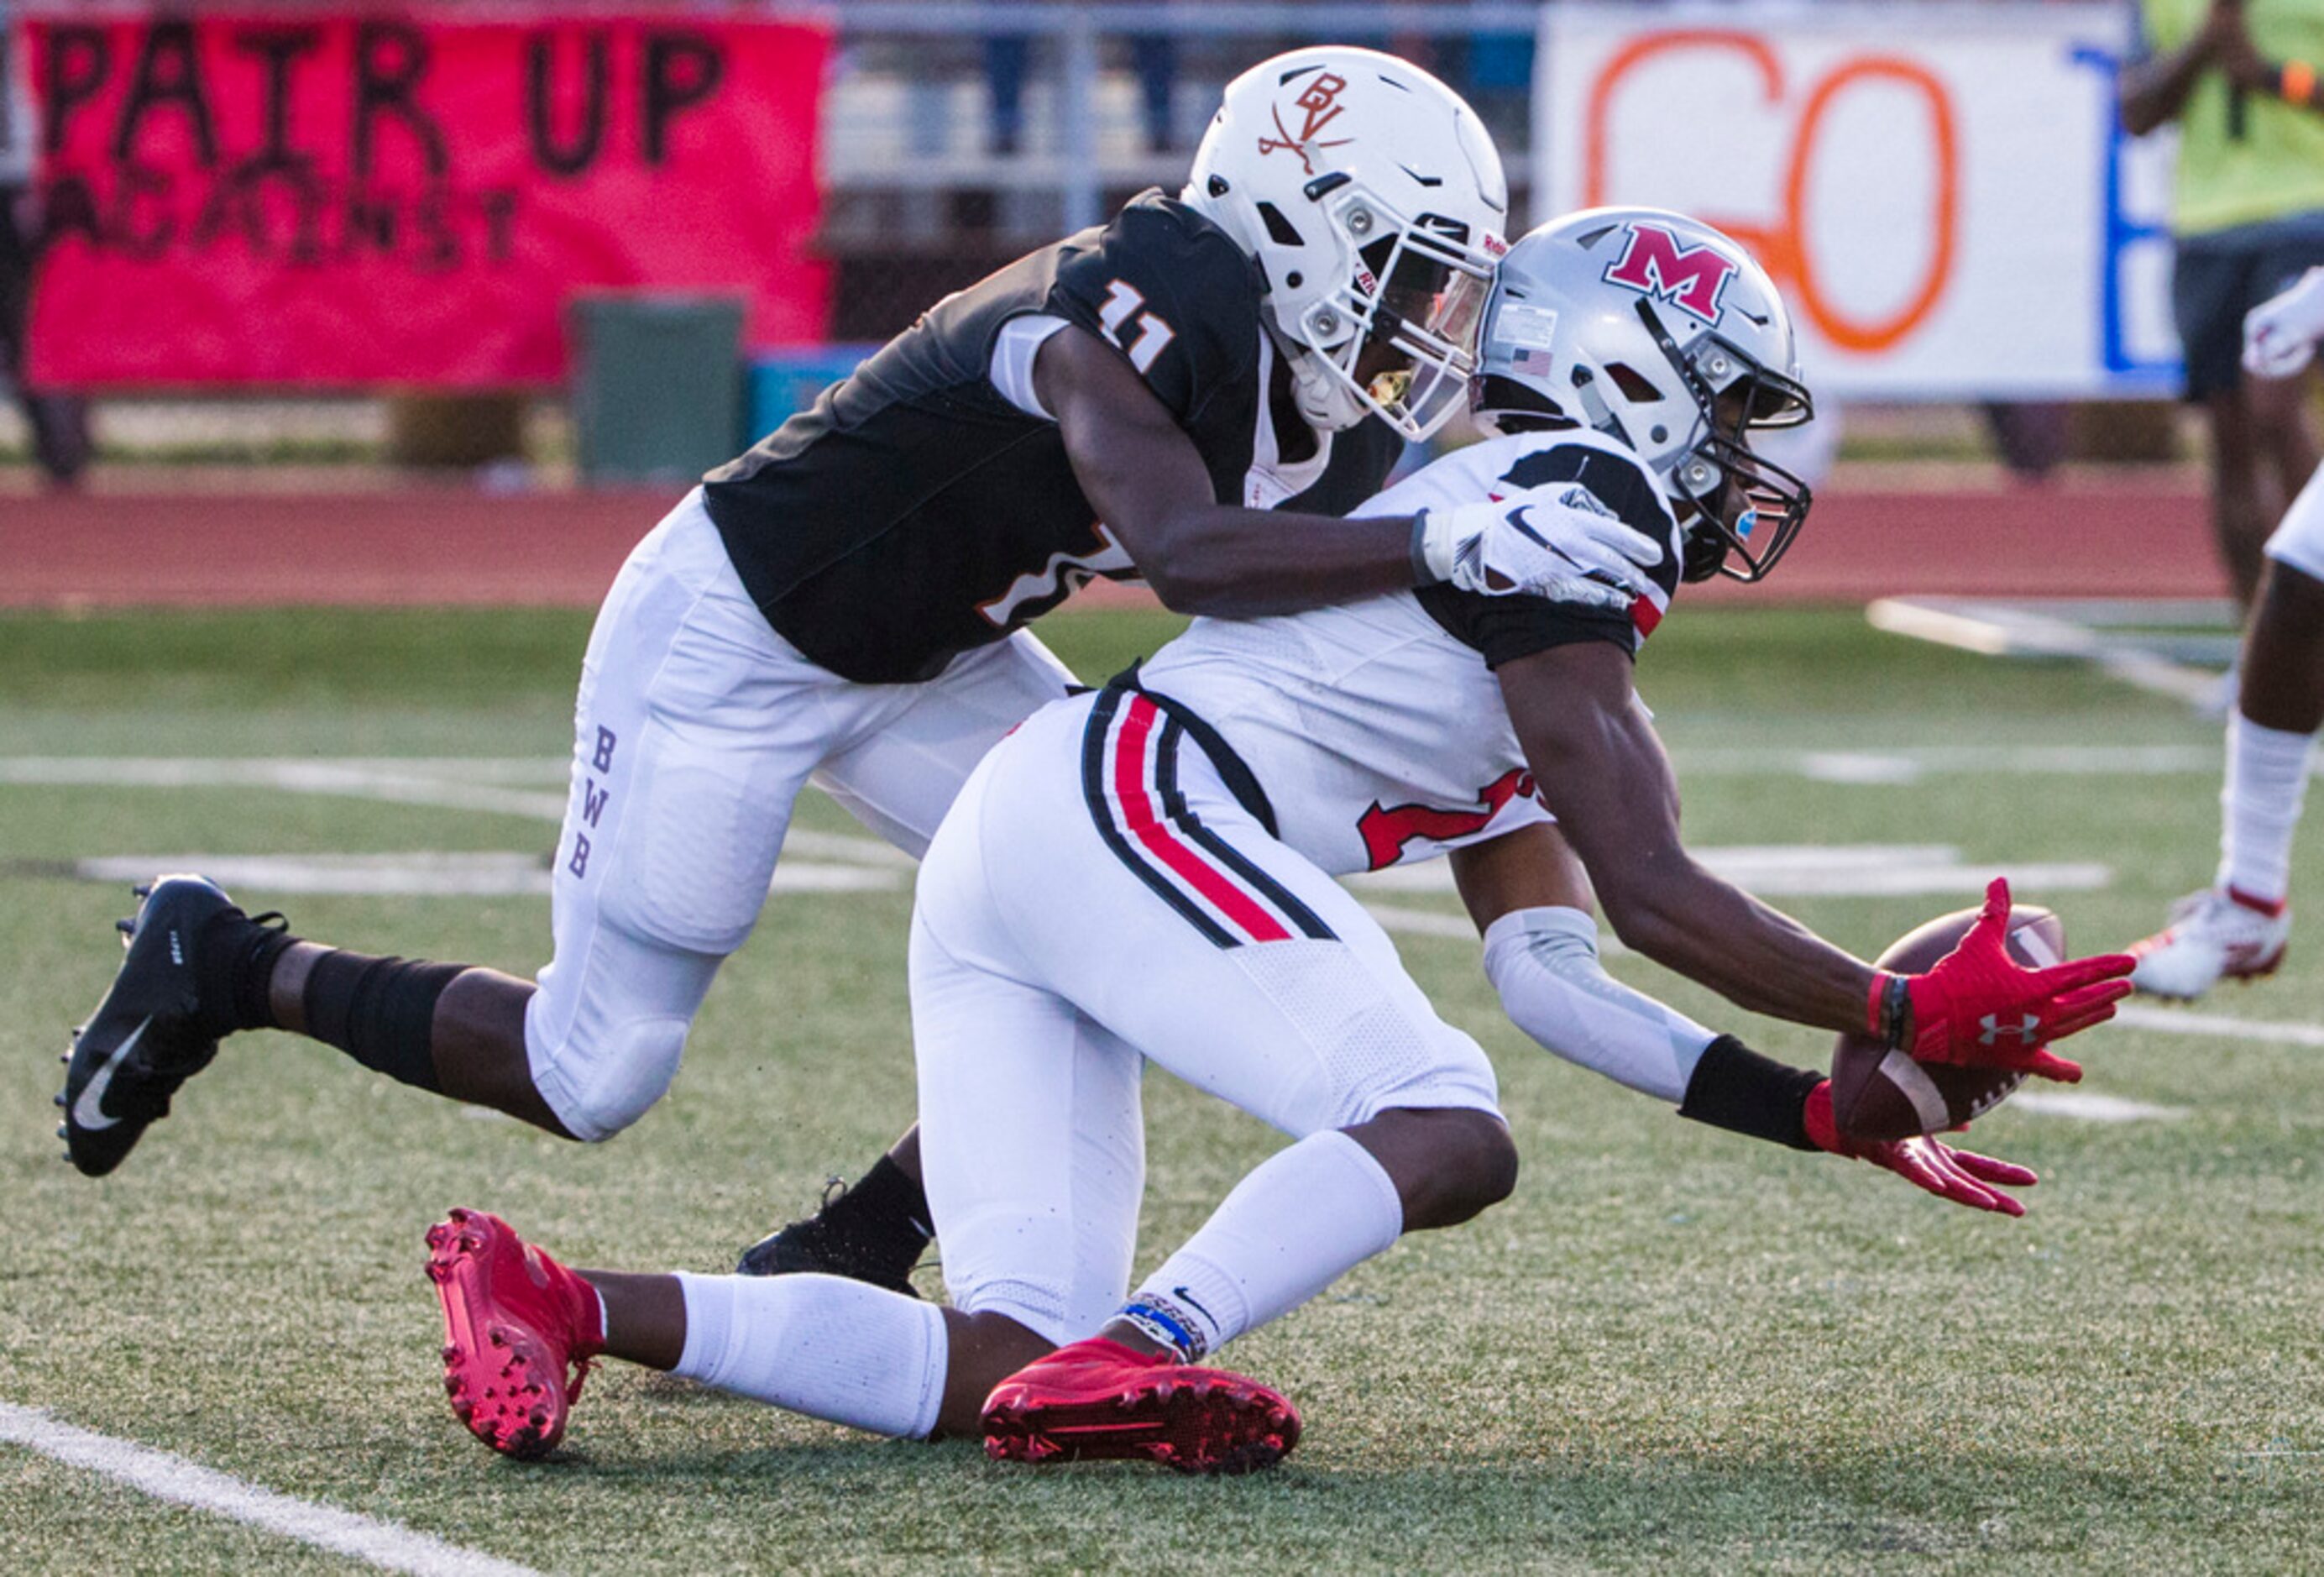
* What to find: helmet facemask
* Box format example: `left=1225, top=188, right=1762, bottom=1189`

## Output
left=1636, top=301, right=1814, bottom=583
left=1182, top=47, right=1509, bottom=443
left=1284, top=176, right=1501, bottom=442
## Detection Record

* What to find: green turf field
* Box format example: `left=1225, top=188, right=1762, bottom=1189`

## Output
left=2, top=604, right=2318, bottom=1574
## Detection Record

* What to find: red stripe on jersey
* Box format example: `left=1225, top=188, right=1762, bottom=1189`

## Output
left=1111, top=697, right=1293, bottom=944
left=1631, top=596, right=1663, bottom=638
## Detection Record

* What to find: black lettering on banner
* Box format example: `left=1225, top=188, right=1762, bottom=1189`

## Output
left=34, top=18, right=550, bottom=275
left=481, top=188, right=519, bottom=262
left=279, top=165, right=330, bottom=265
left=109, top=162, right=175, bottom=259
left=642, top=31, right=724, bottom=166
left=526, top=30, right=609, bottom=177
left=233, top=26, right=322, bottom=176
left=39, top=172, right=100, bottom=247
left=118, top=19, right=217, bottom=167
left=412, top=185, right=458, bottom=272
left=343, top=191, right=396, bottom=255
left=42, top=26, right=111, bottom=156
left=353, top=19, right=448, bottom=180
left=188, top=169, right=233, bottom=250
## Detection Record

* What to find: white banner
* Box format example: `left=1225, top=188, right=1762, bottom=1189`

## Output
left=1536, top=2, right=2178, bottom=400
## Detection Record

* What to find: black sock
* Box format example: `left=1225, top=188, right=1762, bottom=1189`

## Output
left=818, top=1155, right=934, bottom=1278
left=196, top=909, right=297, bottom=1038
left=298, top=950, right=461, bottom=1094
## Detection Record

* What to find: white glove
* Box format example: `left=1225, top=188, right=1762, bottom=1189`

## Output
left=1414, top=485, right=1664, bottom=606
left=2243, top=266, right=2324, bottom=380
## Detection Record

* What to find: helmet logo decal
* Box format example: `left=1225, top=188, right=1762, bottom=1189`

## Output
left=1259, top=71, right=1353, bottom=174
left=1601, top=223, right=1739, bottom=327
left=1489, top=301, right=1559, bottom=374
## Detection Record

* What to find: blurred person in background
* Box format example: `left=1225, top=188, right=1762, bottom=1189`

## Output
left=986, top=5, right=1177, bottom=157
left=2122, top=0, right=2324, bottom=610
left=0, top=0, right=90, bottom=486
left=2124, top=4, right=2324, bottom=995
left=2133, top=264, right=2324, bottom=996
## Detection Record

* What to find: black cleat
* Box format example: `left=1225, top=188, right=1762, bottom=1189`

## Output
left=60, top=875, right=243, bottom=1176
left=735, top=1177, right=923, bottom=1297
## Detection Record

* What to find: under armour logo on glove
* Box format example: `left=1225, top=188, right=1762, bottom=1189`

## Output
left=1875, top=878, right=2134, bottom=1083
left=1976, top=1013, right=2042, bottom=1046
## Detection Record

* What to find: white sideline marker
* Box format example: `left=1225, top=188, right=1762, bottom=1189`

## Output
left=0, top=1401, right=546, bottom=1577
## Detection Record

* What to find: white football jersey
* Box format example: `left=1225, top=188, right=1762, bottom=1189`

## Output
left=1135, top=427, right=1683, bottom=877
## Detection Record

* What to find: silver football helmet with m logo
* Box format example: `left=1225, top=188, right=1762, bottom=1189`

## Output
left=1474, top=207, right=1815, bottom=582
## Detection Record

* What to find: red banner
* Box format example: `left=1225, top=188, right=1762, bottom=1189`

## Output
left=26, top=13, right=831, bottom=386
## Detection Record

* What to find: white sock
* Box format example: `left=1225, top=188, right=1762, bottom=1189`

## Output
left=1124, top=1129, right=1403, bottom=1360
left=2217, top=710, right=2316, bottom=907
left=672, top=1272, right=947, bottom=1439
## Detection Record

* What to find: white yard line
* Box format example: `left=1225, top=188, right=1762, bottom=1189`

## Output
left=2114, top=1003, right=2324, bottom=1047
left=1360, top=902, right=1480, bottom=940
left=1680, top=744, right=2224, bottom=783
left=2010, top=1092, right=2191, bottom=1123
left=0, top=746, right=2267, bottom=809
left=0, top=757, right=571, bottom=820
left=0, top=1401, right=547, bottom=1577
left=70, top=853, right=900, bottom=896
left=1348, top=844, right=2111, bottom=898
left=1, top=758, right=919, bottom=866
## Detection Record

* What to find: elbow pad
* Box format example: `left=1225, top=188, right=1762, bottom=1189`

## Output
left=1480, top=906, right=1719, bottom=1104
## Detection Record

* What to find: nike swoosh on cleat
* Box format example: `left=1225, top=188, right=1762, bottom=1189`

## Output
left=71, top=1017, right=151, bottom=1133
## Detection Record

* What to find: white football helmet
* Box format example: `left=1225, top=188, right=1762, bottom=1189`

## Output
left=1473, top=207, right=1814, bottom=581
left=1184, top=46, right=1509, bottom=443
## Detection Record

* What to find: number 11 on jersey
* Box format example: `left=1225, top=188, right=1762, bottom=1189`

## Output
left=1098, top=280, right=1178, bottom=375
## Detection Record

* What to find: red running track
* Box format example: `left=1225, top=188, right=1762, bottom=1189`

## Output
left=0, top=474, right=2222, bottom=609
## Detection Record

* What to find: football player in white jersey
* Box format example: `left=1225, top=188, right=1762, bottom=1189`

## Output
left=2131, top=264, right=2324, bottom=997
left=60, top=50, right=1657, bottom=1302
left=416, top=211, right=2135, bottom=1475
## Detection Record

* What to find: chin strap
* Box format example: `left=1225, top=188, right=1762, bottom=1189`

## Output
left=1280, top=342, right=1367, bottom=432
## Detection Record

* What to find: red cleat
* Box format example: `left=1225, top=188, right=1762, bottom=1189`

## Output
left=981, top=1337, right=1301, bottom=1476
left=424, top=1208, right=604, bottom=1460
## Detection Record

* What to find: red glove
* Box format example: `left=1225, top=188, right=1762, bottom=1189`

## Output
left=1803, top=1082, right=2038, bottom=1217
left=1870, top=878, right=2133, bottom=1083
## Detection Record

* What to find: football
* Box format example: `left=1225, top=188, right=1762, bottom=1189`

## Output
left=1828, top=904, right=2068, bottom=1143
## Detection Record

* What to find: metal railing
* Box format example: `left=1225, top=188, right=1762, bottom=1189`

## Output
left=819, top=3, right=1543, bottom=237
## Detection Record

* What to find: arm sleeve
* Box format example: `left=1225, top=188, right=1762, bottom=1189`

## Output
left=1480, top=905, right=1719, bottom=1103
left=1045, top=203, right=1260, bottom=425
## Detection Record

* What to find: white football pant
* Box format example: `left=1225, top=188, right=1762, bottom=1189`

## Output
left=2267, top=458, right=2324, bottom=585
left=911, top=684, right=1501, bottom=1344
left=526, top=490, right=1075, bottom=1140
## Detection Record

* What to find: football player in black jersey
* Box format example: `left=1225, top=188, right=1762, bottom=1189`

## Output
left=58, top=50, right=1659, bottom=1291
left=407, top=210, right=2132, bottom=1476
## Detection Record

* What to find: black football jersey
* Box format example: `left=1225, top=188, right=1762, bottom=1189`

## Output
left=700, top=191, right=1402, bottom=684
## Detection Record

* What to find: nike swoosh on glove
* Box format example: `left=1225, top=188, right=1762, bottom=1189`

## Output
left=2244, top=265, right=2324, bottom=380
left=1415, top=487, right=1665, bottom=605
left=1874, top=878, right=2134, bottom=1083
left=1803, top=1082, right=2038, bottom=1217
